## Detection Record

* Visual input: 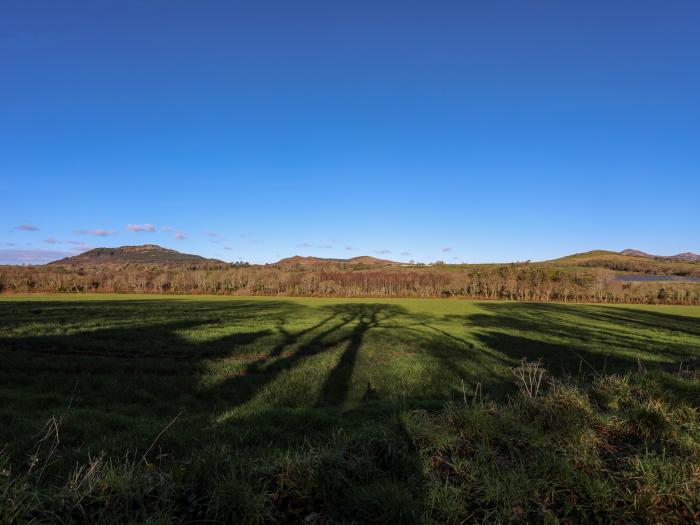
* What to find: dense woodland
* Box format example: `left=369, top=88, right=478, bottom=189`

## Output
left=1, top=262, right=699, bottom=305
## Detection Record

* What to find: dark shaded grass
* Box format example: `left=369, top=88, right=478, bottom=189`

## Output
left=2, top=368, right=698, bottom=524
left=1, top=297, right=699, bottom=522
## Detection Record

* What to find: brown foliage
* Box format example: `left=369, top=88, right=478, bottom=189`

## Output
left=1, top=262, right=699, bottom=304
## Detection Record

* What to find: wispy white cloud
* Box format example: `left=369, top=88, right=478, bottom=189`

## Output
left=441, top=247, right=452, bottom=252
left=223, top=246, right=232, bottom=251
left=15, top=224, right=39, bottom=231
left=400, top=251, right=411, bottom=256
left=77, top=229, right=116, bottom=236
left=66, top=240, right=92, bottom=252
left=127, top=223, right=156, bottom=232
left=161, top=226, right=186, bottom=240
left=318, top=244, right=333, bottom=249
left=44, top=238, right=60, bottom=244
left=345, top=246, right=353, bottom=250
left=375, top=249, right=391, bottom=255
left=298, top=242, right=314, bottom=248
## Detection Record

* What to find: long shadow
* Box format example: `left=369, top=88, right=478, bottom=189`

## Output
left=10, top=300, right=695, bottom=419
left=3, top=319, right=272, bottom=360
left=316, top=304, right=391, bottom=406
left=2, top=298, right=699, bottom=521
left=1, top=299, right=436, bottom=413
left=456, top=302, right=700, bottom=376
left=3, top=299, right=697, bottom=419
left=1, top=299, right=492, bottom=436
left=203, top=303, right=418, bottom=412
left=573, top=305, right=700, bottom=337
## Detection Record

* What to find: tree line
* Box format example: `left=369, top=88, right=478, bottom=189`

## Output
left=1, top=262, right=698, bottom=305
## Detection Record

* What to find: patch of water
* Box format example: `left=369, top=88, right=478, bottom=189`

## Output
left=614, top=274, right=700, bottom=283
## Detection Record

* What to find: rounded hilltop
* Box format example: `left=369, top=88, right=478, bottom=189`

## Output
left=48, top=244, right=224, bottom=265
left=274, top=255, right=397, bottom=267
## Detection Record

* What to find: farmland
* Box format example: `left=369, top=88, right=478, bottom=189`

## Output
left=2, top=295, right=700, bottom=523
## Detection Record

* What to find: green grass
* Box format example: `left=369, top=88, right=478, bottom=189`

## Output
left=546, top=249, right=700, bottom=277
left=1, top=295, right=699, bottom=523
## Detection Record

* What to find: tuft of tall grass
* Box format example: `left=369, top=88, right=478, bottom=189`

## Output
left=1, top=366, right=698, bottom=523
left=408, top=365, right=700, bottom=524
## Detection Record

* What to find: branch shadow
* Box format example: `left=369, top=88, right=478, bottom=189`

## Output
left=452, top=302, right=700, bottom=377
left=2, top=298, right=699, bottom=521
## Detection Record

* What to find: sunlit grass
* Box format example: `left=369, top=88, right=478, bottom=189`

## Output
left=1, top=295, right=699, bottom=522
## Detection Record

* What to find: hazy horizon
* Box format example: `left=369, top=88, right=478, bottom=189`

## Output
left=1, top=241, right=698, bottom=266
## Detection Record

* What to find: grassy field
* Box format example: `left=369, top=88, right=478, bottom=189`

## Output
left=2, top=295, right=700, bottom=523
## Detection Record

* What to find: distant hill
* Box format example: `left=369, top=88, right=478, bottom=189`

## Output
left=41, top=245, right=700, bottom=270
left=549, top=249, right=700, bottom=264
left=619, top=249, right=651, bottom=258
left=620, top=249, right=700, bottom=262
left=48, top=244, right=224, bottom=265
left=274, top=255, right=397, bottom=267
left=546, top=249, right=700, bottom=277
left=546, top=250, right=622, bottom=264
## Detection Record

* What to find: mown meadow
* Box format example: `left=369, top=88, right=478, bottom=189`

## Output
left=1, top=295, right=699, bottom=523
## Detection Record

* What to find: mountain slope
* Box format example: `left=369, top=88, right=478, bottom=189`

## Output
left=546, top=250, right=622, bottom=264
left=619, top=249, right=652, bottom=258
left=672, top=252, right=700, bottom=262
left=620, top=249, right=700, bottom=262
left=546, top=249, right=700, bottom=277
left=48, top=244, right=224, bottom=265
left=274, top=255, right=397, bottom=266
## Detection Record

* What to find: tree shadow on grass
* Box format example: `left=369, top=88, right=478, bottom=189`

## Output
left=2, top=298, right=699, bottom=521
left=5, top=299, right=696, bottom=436
left=3, top=300, right=459, bottom=424
left=455, top=302, right=700, bottom=378
left=1, top=299, right=444, bottom=521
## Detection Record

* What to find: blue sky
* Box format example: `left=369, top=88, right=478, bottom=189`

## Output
left=2, top=1, right=699, bottom=264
